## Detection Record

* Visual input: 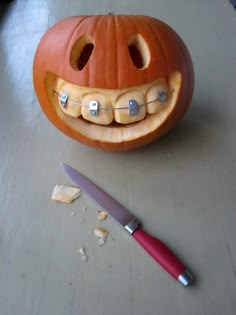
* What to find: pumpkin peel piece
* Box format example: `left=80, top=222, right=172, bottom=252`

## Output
left=94, top=227, right=109, bottom=246
left=51, top=184, right=81, bottom=203
left=79, top=247, right=88, bottom=262
left=97, top=210, right=108, bottom=221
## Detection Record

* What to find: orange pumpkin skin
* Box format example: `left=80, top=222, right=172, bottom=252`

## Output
left=33, top=15, right=194, bottom=151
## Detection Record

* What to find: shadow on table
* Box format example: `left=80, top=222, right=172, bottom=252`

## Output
left=135, top=94, right=223, bottom=157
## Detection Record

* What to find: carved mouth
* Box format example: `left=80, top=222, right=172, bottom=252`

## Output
left=45, top=72, right=181, bottom=143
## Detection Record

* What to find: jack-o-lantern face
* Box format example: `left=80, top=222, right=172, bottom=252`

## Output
left=33, top=15, right=194, bottom=151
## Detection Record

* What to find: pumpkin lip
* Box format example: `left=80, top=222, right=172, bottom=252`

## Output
left=44, top=71, right=182, bottom=144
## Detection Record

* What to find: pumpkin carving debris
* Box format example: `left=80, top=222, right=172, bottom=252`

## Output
left=51, top=184, right=81, bottom=203
left=94, top=227, right=109, bottom=246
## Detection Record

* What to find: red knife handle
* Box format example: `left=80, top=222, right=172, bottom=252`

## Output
left=132, top=228, right=193, bottom=286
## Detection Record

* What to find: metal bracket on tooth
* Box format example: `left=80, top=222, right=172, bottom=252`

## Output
left=158, top=90, right=167, bottom=103
left=89, top=100, right=99, bottom=116
left=128, top=99, right=139, bottom=116
left=60, top=92, right=68, bottom=108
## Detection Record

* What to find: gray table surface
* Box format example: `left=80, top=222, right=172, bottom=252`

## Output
left=1, top=0, right=236, bottom=314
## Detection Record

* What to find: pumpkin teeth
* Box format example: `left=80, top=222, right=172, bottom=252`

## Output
left=113, top=91, right=146, bottom=124
left=54, top=76, right=173, bottom=125
left=57, top=78, right=82, bottom=118
left=146, top=79, right=169, bottom=114
left=81, top=93, right=113, bottom=125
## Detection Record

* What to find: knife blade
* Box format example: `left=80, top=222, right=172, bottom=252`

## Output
left=61, top=162, right=193, bottom=286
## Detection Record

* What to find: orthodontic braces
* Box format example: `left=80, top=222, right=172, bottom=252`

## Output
left=54, top=89, right=172, bottom=117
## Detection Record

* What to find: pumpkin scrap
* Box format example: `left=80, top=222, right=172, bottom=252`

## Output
left=51, top=184, right=81, bottom=203
left=97, top=210, right=108, bottom=221
left=79, top=247, right=88, bottom=262
left=94, top=227, right=109, bottom=246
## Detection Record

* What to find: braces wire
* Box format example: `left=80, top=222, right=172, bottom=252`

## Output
left=53, top=89, right=173, bottom=111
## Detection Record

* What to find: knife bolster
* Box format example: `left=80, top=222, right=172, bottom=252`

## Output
left=125, top=217, right=140, bottom=234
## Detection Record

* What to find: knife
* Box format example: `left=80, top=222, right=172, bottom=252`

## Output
left=61, top=162, right=193, bottom=286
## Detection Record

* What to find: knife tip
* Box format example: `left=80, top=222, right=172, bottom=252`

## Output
left=60, top=162, right=70, bottom=172
left=60, top=161, right=65, bottom=169
left=60, top=161, right=69, bottom=168
left=60, top=162, right=75, bottom=174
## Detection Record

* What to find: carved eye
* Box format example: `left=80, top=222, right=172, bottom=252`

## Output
left=128, top=34, right=150, bottom=69
left=70, top=36, right=94, bottom=71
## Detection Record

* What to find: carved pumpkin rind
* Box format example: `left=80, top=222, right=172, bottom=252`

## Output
left=33, top=15, right=194, bottom=151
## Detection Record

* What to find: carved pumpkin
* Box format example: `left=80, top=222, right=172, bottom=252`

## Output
left=33, top=15, right=194, bottom=151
